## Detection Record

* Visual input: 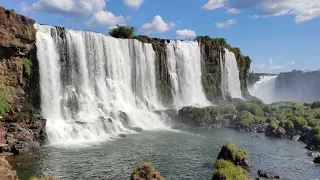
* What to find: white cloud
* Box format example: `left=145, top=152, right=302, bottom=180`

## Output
left=268, top=61, right=296, bottom=70
left=123, top=0, right=144, bottom=9
left=269, top=59, right=273, bottom=65
left=86, top=11, right=125, bottom=29
left=141, top=15, right=174, bottom=34
left=252, top=64, right=266, bottom=70
left=20, top=0, right=106, bottom=18
left=269, top=65, right=283, bottom=70
left=216, top=19, right=236, bottom=28
left=176, top=29, right=196, bottom=39
left=203, top=0, right=320, bottom=23
left=203, top=0, right=228, bottom=10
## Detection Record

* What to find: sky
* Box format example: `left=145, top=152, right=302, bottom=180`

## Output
left=1, top=0, right=319, bottom=73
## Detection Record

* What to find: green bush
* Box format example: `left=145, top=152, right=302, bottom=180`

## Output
left=248, top=104, right=264, bottom=116
left=311, top=101, right=320, bottom=109
left=131, top=162, right=164, bottom=180
left=109, top=25, right=135, bottom=39
left=224, top=142, right=248, bottom=161
left=291, top=117, right=308, bottom=128
left=22, top=58, right=32, bottom=76
left=212, top=160, right=248, bottom=180
left=240, top=111, right=253, bottom=126
left=312, top=134, right=320, bottom=145
left=269, top=120, right=279, bottom=130
left=0, top=100, right=10, bottom=116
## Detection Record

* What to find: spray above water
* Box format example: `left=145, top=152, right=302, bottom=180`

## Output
left=35, top=24, right=168, bottom=144
left=249, top=76, right=277, bottom=104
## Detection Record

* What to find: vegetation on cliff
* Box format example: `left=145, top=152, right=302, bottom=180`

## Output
left=109, top=25, right=136, bottom=39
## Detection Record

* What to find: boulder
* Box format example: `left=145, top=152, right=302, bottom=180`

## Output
left=307, top=151, right=320, bottom=157
left=118, top=134, right=126, bottom=138
left=130, top=127, right=143, bottom=132
left=258, top=170, right=281, bottom=179
left=292, top=135, right=300, bottom=141
left=314, top=157, right=320, bottom=164
left=217, top=142, right=250, bottom=171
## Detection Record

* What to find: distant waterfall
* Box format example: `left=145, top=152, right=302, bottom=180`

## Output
left=221, top=48, right=242, bottom=99
left=249, top=76, right=277, bottom=103
left=166, top=41, right=209, bottom=107
left=35, top=24, right=168, bottom=144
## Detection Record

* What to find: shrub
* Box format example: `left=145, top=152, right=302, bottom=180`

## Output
left=22, top=58, right=32, bottom=76
left=285, top=121, right=294, bottom=130
left=248, top=105, right=264, bottom=116
left=312, top=134, right=320, bottom=145
left=131, top=162, right=164, bottom=180
left=212, top=160, right=248, bottom=180
left=0, top=100, right=10, bottom=116
left=291, top=117, right=308, bottom=128
left=269, top=120, right=279, bottom=130
left=311, top=101, right=320, bottom=109
left=109, top=25, right=135, bottom=39
left=240, top=111, right=253, bottom=126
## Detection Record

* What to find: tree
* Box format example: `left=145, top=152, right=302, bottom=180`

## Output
left=109, top=25, right=135, bottom=39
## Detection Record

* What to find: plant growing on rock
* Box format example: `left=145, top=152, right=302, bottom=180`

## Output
left=131, top=162, right=164, bottom=180
left=212, top=160, right=249, bottom=180
left=22, top=58, right=32, bottom=76
left=109, top=25, right=136, bottom=39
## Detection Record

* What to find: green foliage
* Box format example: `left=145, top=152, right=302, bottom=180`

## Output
left=202, top=72, right=219, bottom=94
left=312, top=134, right=320, bottom=145
left=22, top=58, right=32, bottom=76
left=109, top=25, right=135, bottom=39
left=240, top=111, right=253, bottom=126
left=26, top=25, right=36, bottom=40
left=291, top=117, right=308, bottom=128
left=248, top=104, right=264, bottom=116
left=224, top=142, right=248, bottom=161
left=0, top=100, right=10, bottom=116
left=269, top=120, right=279, bottom=130
left=311, top=101, right=320, bottom=109
left=212, top=160, right=248, bottom=180
left=131, top=162, right=164, bottom=180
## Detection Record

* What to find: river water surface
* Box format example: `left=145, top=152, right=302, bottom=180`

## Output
left=9, top=128, right=319, bottom=180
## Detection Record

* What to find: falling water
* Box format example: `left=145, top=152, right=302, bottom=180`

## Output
left=249, top=76, right=277, bottom=103
left=35, top=24, right=168, bottom=144
left=166, top=40, right=209, bottom=107
left=221, top=48, right=242, bottom=99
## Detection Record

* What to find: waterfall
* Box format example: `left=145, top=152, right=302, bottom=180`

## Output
left=221, top=48, right=242, bottom=99
left=35, top=24, right=168, bottom=144
left=166, top=40, right=209, bottom=107
left=249, top=76, right=277, bottom=104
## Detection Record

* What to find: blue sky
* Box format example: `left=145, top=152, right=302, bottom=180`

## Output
left=1, top=0, right=320, bottom=73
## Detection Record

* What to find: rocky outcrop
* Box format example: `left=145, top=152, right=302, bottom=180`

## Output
left=0, top=6, right=45, bottom=154
left=258, top=170, right=281, bottom=179
left=0, top=157, right=19, bottom=180
left=314, top=157, right=320, bottom=165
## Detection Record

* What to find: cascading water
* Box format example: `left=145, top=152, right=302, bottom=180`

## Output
left=249, top=76, right=277, bottom=104
left=35, top=24, right=168, bottom=144
left=221, top=48, right=242, bottom=99
left=166, top=40, right=209, bottom=107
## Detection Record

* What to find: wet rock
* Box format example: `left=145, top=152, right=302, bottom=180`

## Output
left=314, top=157, right=320, bottom=165
left=171, top=123, right=192, bottom=130
left=118, top=134, right=126, bottom=138
left=292, top=135, right=300, bottom=141
left=130, top=127, right=143, bottom=132
left=119, top=111, right=130, bottom=128
left=258, top=170, right=281, bottom=179
left=307, top=151, right=320, bottom=157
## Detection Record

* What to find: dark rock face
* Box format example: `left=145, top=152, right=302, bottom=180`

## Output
left=0, top=6, right=45, bottom=154
left=258, top=170, right=281, bottom=179
left=118, top=134, right=126, bottom=138
left=130, top=127, right=143, bottom=132
left=314, top=157, right=320, bottom=164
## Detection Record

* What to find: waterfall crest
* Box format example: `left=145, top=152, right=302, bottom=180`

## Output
left=35, top=24, right=168, bottom=144
left=166, top=40, right=209, bottom=108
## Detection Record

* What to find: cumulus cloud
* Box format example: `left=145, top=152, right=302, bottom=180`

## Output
left=123, top=0, right=144, bottom=9
left=203, top=0, right=320, bottom=23
left=216, top=19, right=236, bottom=28
left=20, top=0, right=106, bottom=18
left=252, top=64, right=266, bottom=70
left=269, top=61, right=296, bottom=70
left=141, top=15, right=175, bottom=34
left=176, top=29, right=196, bottom=39
left=269, top=59, right=273, bottom=65
left=203, top=0, right=228, bottom=10
left=86, top=11, right=125, bottom=29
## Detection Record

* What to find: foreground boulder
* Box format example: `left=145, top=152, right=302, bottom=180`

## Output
left=314, top=157, right=320, bottom=165
left=258, top=170, right=281, bottom=179
left=212, top=143, right=249, bottom=180
left=131, top=162, right=164, bottom=180
left=217, top=142, right=250, bottom=171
